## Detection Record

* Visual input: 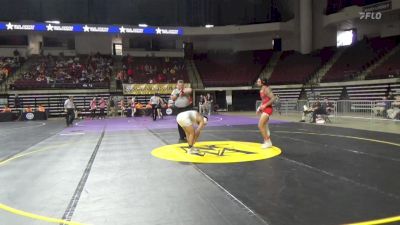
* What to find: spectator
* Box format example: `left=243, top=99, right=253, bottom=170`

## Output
left=199, top=95, right=205, bottom=115
left=149, top=94, right=162, bottom=121
left=13, top=49, right=20, bottom=57
left=205, top=93, right=213, bottom=116
left=119, top=99, right=126, bottom=117
left=1, top=105, right=12, bottom=113
left=311, top=100, right=327, bottom=123
left=322, top=98, right=334, bottom=114
left=130, top=97, right=136, bottom=117
left=274, top=95, right=282, bottom=115
left=90, top=97, right=97, bottom=119
left=121, top=56, right=188, bottom=84
left=157, top=96, right=165, bottom=119
left=12, top=55, right=112, bottom=89
left=0, top=57, right=21, bottom=84
left=300, top=101, right=314, bottom=122
left=387, top=96, right=400, bottom=120
left=128, top=67, right=134, bottom=77
left=136, top=102, right=143, bottom=109
left=38, top=104, right=46, bottom=112
left=64, top=96, right=75, bottom=127
left=108, top=96, right=117, bottom=117
left=99, top=97, right=106, bottom=119
left=14, top=94, right=21, bottom=108
left=14, top=94, right=22, bottom=119
left=373, top=96, right=390, bottom=117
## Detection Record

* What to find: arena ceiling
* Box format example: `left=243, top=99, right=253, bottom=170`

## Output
left=0, top=0, right=293, bottom=27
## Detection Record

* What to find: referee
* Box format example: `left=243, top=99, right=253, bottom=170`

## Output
left=170, top=80, right=192, bottom=141
left=64, top=96, right=75, bottom=127
left=14, top=94, right=23, bottom=120
left=150, top=93, right=160, bottom=121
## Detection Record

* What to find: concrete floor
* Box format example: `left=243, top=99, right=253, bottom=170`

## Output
left=0, top=114, right=399, bottom=225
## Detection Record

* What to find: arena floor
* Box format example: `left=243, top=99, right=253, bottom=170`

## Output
left=0, top=114, right=399, bottom=225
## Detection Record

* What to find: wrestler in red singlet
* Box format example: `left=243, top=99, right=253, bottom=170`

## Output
left=257, top=78, right=275, bottom=149
left=260, top=86, right=273, bottom=115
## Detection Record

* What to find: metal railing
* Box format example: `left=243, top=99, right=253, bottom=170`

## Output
left=256, top=100, right=400, bottom=121
left=335, top=100, right=399, bottom=120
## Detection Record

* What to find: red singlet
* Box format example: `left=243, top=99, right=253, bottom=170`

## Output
left=260, top=86, right=273, bottom=115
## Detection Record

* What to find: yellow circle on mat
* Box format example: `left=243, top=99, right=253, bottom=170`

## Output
left=151, top=141, right=281, bottom=163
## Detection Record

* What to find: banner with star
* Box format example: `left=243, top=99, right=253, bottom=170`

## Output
left=123, top=83, right=190, bottom=95
left=0, top=21, right=183, bottom=35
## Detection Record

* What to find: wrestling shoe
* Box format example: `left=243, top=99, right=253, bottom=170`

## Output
left=188, top=147, right=199, bottom=154
left=261, top=139, right=273, bottom=149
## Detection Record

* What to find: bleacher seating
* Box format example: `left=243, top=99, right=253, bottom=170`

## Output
left=368, top=50, right=400, bottom=80
left=322, top=37, right=397, bottom=82
left=11, top=80, right=109, bottom=89
left=7, top=93, right=110, bottom=116
left=304, top=86, right=343, bottom=100
left=11, top=54, right=112, bottom=90
left=0, top=57, right=22, bottom=84
left=271, top=87, right=302, bottom=101
left=304, top=82, right=398, bottom=101
left=270, top=86, right=303, bottom=111
left=194, top=50, right=273, bottom=87
left=345, top=84, right=394, bottom=100
left=258, top=84, right=388, bottom=103
left=268, top=49, right=332, bottom=85
left=120, top=56, right=188, bottom=84
left=318, top=46, right=337, bottom=64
